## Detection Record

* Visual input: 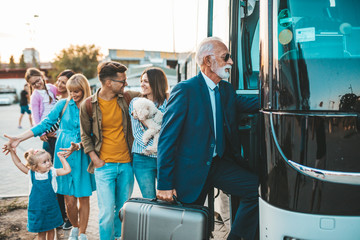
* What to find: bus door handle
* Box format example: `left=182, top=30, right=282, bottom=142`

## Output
left=265, top=111, right=360, bottom=185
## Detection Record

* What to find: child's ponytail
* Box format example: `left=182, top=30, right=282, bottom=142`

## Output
left=24, top=149, right=36, bottom=170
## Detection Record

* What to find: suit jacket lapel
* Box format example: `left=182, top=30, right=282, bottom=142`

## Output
left=197, top=73, right=215, bottom=135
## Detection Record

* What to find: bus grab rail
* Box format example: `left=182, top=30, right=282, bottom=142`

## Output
left=264, top=111, right=360, bottom=185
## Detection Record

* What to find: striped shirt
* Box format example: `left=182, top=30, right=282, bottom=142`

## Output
left=44, top=96, right=65, bottom=135
left=129, top=97, right=167, bottom=157
left=44, top=119, right=60, bottom=134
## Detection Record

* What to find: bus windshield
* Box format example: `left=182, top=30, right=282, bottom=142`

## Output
left=278, top=0, right=360, bottom=59
left=276, top=0, right=360, bottom=111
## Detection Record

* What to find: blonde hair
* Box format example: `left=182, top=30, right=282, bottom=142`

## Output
left=66, top=73, right=91, bottom=104
left=24, top=149, right=51, bottom=171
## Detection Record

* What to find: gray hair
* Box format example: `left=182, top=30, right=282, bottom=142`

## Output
left=195, top=37, right=223, bottom=66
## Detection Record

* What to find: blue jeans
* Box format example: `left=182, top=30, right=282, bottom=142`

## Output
left=132, top=153, right=157, bottom=199
left=94, top=162, right=134, bottom=240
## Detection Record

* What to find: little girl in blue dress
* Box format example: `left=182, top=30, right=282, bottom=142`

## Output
left=5, top=146, right=71, bottom=240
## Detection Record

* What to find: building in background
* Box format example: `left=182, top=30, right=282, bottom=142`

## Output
left=107, top=49, right=179, bottom=69
left=23, top=48, right=40, bottom=66
left=0, top=47, right=51, bottom=70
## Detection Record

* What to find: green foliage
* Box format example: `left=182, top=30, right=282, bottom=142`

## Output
left=9, top=56, right=16, bottom=69
left=19, top=54, right=26, bottom=69
left=50, top=44, right=102, bottom=80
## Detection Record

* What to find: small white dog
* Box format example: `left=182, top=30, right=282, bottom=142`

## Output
left=132, top=98, right=163, bottom=154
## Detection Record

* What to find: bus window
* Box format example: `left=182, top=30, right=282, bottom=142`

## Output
left=275, top=0, right=360, bottom=111
left=249, top=20, right=259, bottom=89
left=237, top=0, right=259, bottom=91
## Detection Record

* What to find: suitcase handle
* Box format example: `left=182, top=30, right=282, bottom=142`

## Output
left=152, top=195, right=182, bottom=206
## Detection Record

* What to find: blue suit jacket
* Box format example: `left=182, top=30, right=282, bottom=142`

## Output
left=157, top=72, right=259, bottom=203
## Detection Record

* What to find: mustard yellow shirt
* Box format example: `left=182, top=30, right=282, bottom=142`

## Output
left=98, top=97, right=131, bottom=163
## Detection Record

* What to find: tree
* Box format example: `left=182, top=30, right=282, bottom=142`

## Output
left=32, top=55, right=39, bottom=68
left=9, top=55, right=16, bottom=69
left=19, top=54, right=26, bottom=68
left=50, top=44, right=102, bottom=80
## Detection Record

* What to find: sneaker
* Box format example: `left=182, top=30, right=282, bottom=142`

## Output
left=62, top=219, right=73, bottom=230
left=78, top=233, right=88, bottom=240
left=18, top=126, right=22, bottom=129
left=68, top=227, right=79, bottom=240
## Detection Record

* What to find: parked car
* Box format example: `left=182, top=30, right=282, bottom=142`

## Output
left=0, top=87, right=17, bottom=105
left=0, top=95, right=12, bottom=105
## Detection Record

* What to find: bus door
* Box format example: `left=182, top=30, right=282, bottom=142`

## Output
left=210, top=0, right=262, bottom=224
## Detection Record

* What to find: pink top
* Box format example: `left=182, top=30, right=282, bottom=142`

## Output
left=30, top=84, right=58, bottom=125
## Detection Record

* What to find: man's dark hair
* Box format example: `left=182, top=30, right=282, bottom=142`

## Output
left=97, top=61, right=128, bottom=83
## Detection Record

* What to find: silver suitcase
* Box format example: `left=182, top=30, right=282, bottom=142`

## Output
left=119, top=197, right=210, bottom=240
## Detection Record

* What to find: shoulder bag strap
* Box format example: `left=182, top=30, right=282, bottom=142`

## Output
left=59, top=99, right=70, bottom=120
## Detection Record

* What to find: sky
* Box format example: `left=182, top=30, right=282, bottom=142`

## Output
left=0, top=0, right=208, bottom=63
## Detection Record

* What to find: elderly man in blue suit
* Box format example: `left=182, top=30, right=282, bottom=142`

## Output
left=156, top=37, right=259, bottom=240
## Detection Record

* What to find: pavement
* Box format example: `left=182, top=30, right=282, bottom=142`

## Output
left=0, top=104, right=229, bottom=239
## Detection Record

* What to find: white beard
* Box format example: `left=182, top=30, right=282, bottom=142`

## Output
left=211, top=60, right=232, bottom=79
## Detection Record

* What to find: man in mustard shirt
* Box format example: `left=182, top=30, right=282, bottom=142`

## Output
left=80, top=61, right=140, bottom=240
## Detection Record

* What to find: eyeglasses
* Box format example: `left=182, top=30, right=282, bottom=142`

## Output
left=110, top=78, right=127, bottom=84
left=30, top=78, right=43, bottom=86
left=210, top=53, right=231, bottom=62
left=223, top=53, right=231, bottom=62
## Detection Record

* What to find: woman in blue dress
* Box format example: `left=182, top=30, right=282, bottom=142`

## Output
left=3, top=73, right=96, bottom=240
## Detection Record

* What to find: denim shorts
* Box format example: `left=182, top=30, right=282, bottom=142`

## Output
left=20, top=105, right=31, bottom=114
